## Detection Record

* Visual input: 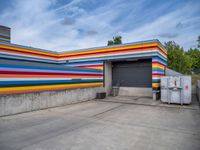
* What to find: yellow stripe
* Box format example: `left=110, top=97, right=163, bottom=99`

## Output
left=0, top=42, right=167, bottom=58
left=152, top=64, right=165, bottom=69
left=0, top=44, right=57, bottom=57
left=152, top=83, right=160, bottom=88
left=60, top=43, right=167, bottom=56
left=83, top=66, right=103, bottom=70
left=0, top=82, right=103, bottom=93
left=158, top=45, right=168, bottom=56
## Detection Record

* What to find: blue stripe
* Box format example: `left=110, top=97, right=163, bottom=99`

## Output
left=69, top=52, right=159, bottom=63
left=1, top=39, right=166, bottom=55
left=59, top=39, right=163, bottom=54
left=152, top=70, right=164, bottom=74
left=65, top=61, right=103, bottom=66
left=0, top=79, right=103, bottom=87
left=152, top=57, right=167, bottom=65
left=0, top=54, right=59, bottom=64
left=0, top=64, right=103, bottom=73
left=152, top=79, right=160, bottom=83
left=152, top=68, right=165, bottom=72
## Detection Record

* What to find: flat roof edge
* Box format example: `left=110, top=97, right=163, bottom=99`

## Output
left=0, top=39, right=167, bottom=55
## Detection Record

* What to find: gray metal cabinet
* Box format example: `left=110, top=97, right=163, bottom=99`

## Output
left=161, top=76, right=191, bottom=104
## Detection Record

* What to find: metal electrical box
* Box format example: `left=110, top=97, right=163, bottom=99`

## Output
left=161, top=76, right=191, bottom=104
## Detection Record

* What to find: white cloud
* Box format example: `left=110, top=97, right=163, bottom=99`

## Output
left=122, top=2, right=200, bottom=50
left=0, top=0, right=199, bottom=51
left=0, top=0, right=121, bottom=51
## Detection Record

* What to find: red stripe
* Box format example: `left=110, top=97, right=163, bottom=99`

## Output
left=152, top=62, right=166, bottom=66
left=0, top=71, right=103, bottom=76
left=1, top=45, right=167, bottom=60
left=152, top=61, right=166, bottom=66
left=0, top=47, right=58, bottom=59
left=63, top=46, right=166, bottom=58
left=77, top=65, right=103, bottom=67
left=152, top=73, right=165, bottom=76
left=0, top=35, right=10, bottom=40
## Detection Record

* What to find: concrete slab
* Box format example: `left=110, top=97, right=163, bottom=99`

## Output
left=0, top=99, right=200, bottom=150
left=99, top=94, right=200, bottom=110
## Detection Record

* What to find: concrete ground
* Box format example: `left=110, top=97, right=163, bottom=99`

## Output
left=101, top=95, right=200, bottom=110
left=0, top=97, right=200, bottom=150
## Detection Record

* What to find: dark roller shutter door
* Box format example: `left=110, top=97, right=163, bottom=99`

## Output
left=112, top=59, right=152, bottom=87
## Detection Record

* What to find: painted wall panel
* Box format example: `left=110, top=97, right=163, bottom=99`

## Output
left=152, top=57, right=166, bottom=90
left=0, top=39, right=167, bottom=95
left=0, top=58, right=103, bottom=95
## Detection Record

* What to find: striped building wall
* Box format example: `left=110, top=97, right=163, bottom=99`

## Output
left=0, top=42, right=103, bottom=95
left=152, top=57, right=167, bottom=90
left=0, top=58, right=103, bottom=95
left=58, top=41, right=167, bottom=63
left=0, top=39, right=167, bottom=96
left=61, top=40, right=167, bottom=90
left=0, top=25, right=10, bottom=43
left=0, top=59, right=103, bottom=95
left=64, top=61, right=104, bottom=70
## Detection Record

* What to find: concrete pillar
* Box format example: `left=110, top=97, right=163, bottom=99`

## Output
left=153, top=90, right=160, bottom=100
left=104, top=61, right=112, bottom=95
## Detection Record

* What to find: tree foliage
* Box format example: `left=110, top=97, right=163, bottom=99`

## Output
left=107, top=35, right=122, bottom=46
left=164, top=41, right=193, bottom=74
left=107, top=40, right=114, bottom=46
left=107, top=35, right=200, bottom=74
left=186, top=48, right=200, bottom=74
left=197, top=35, right=200, bottom=48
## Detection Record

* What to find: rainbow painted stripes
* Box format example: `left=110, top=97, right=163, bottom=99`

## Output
left=0, top=39, right=167, bottom=95
left=0, top=58, right=103, bottom=95
left=152, top=57, right=166, bottom=89
left=0, top=25, right=10, bottom=44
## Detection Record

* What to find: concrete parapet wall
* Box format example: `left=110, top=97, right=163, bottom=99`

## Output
left=0, top=87, right=103, bottom=117
left=118, top=87, right=152, bottom=97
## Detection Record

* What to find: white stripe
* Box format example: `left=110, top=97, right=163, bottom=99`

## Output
left=0, top=51, right=57, bottom=61
left=59, top=49, right=165, bottom=61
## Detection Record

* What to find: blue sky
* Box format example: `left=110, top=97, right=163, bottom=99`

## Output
left=0, top=0, right=200, bottom=51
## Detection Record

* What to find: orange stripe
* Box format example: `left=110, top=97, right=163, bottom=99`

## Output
left=62, top=47, right=165, bottom=60
left=0, top=84, right=103, bottom=95
left=0, top=44, right=57, bottom=57
left=0, top=48, right=58, bottom=59
left=0, top=42, right=167, bottom=60
left=60, top=42, right=167, bottom=56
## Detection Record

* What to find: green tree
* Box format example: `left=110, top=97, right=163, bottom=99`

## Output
left=197, top=35, right=200, bottom=48
left=164, top=41, right=192, bottom=74
left=107, top=35, right=122, bottom=46
left=107, top=40, right=114, bottom=46
left=186, top=48, right=200, bottom=70
left=113, top=35, right=122, bottom=44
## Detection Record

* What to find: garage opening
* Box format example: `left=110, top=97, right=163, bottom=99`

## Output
left=107, top=59, right=152, bottom=97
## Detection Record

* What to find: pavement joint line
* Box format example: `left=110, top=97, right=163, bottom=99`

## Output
left=0, top=100, right=200, bottom=149
left=0, top=104, right=124, bottom=134
left=15, top=109, right=122, bottom=150
left=97, top=99, right=200, bottom=111
left=2, top=101, right=198, bottom=136
left=16, top=121, right=95, bottom=150
left=90, top=104, right=124, bottom=117
left=96, top=118, right=200, bottom=137
left=0, top=100, right=94, bottom=118
left=46, top=103, right=123, bottom=118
